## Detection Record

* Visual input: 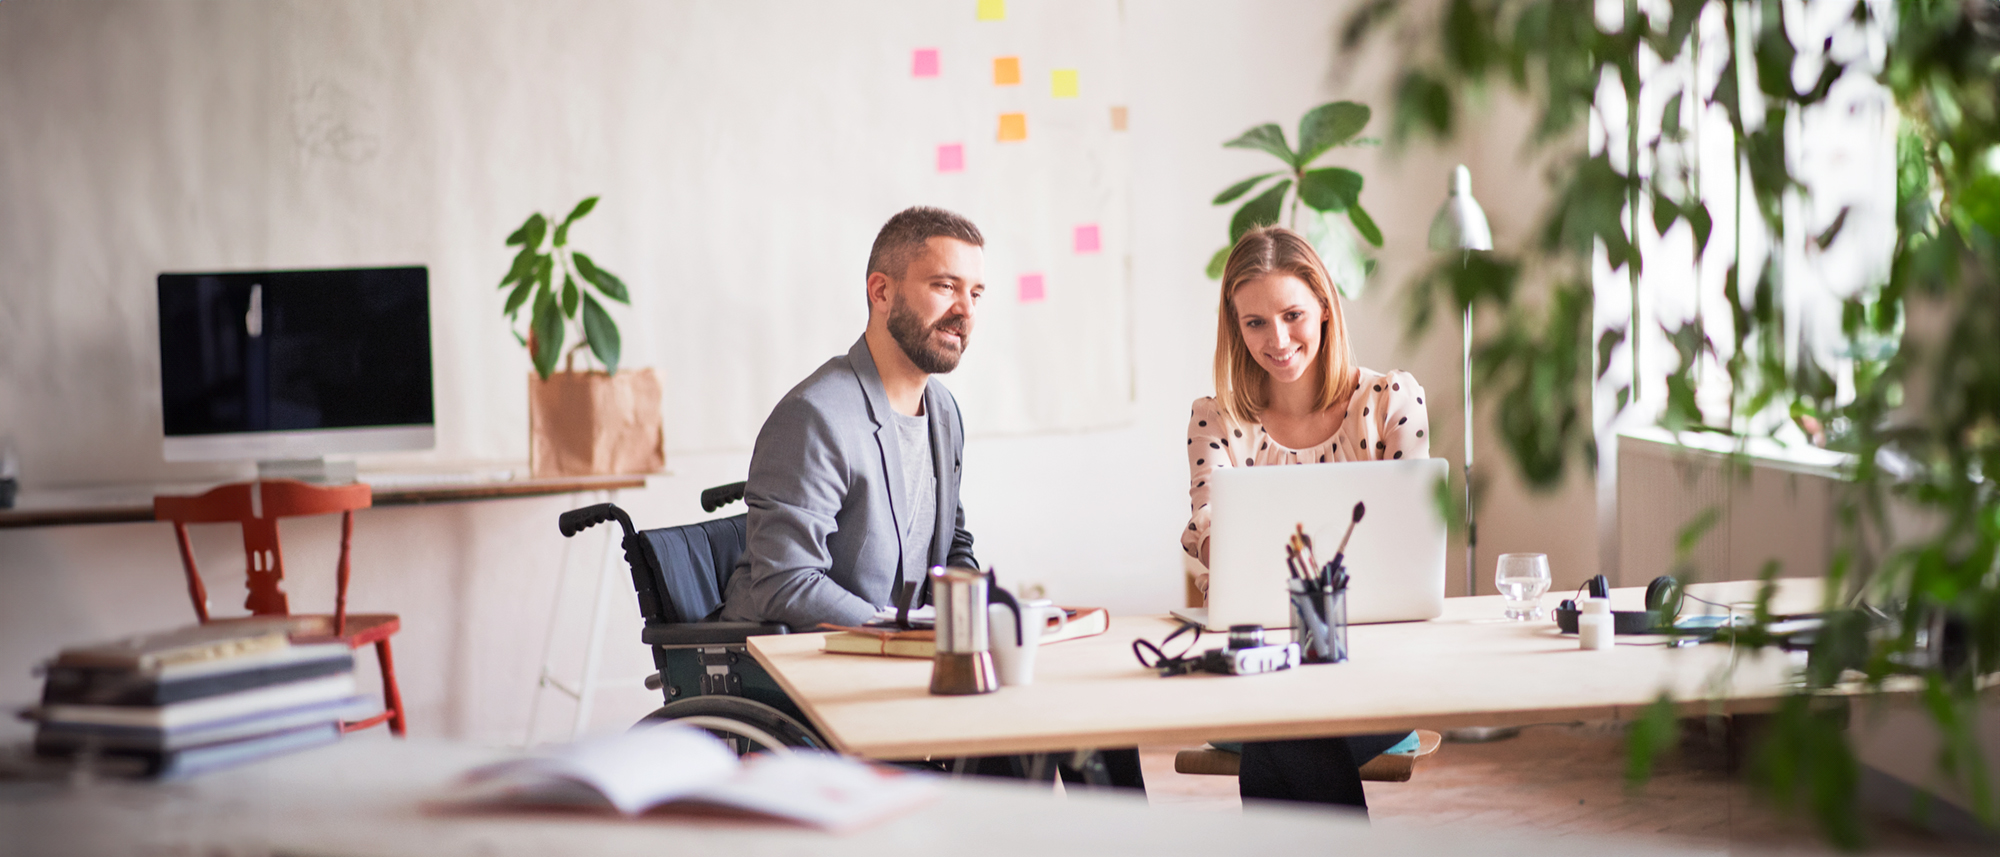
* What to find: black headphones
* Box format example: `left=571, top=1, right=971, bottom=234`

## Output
left=1554, top=574, right=1683, bottom=635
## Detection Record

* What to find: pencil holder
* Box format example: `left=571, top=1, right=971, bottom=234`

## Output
left=1287, top=579, right=1348, bottom=664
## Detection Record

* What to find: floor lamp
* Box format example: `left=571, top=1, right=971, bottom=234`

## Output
left=1430, top=167, right=1515, bottom=744
left=1428, top=165, right=1492, bottom=600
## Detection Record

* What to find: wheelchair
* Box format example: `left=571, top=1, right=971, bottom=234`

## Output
left=558, top=482, right=827, bottom=755
left=558, top=484, right=1143, bottom=788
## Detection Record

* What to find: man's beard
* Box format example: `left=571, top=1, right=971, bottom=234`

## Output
left=888, top=294, right=970, bottom=374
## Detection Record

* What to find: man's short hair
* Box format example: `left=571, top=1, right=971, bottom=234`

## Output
left=866, top=206, right=985, bottom=281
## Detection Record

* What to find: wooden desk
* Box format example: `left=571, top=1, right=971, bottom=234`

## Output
left=0, top=736, right=1707, bottom=857
left=747, top=581, right=1827, bottom=760
left=0, top=473, right=650, bottom=529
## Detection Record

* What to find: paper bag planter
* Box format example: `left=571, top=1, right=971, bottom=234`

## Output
left=528, top=368, right=665, bottom=477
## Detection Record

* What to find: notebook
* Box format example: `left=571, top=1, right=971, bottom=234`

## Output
left=1174, top=458, right=1449, bottom=631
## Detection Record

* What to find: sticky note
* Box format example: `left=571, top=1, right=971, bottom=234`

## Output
left=913, top=49, right=939, bottom=78
left=977, top=0, right=1005, bottom=21
left=1110, top=105, right=1128, bottom=130
left=937, top=143, right=964, bottom=173
left=1051, top=69, right=1079, bottom=98
left=997, top=112, right=1026, bottom=142
left=1018, top=273, right=1045, bottom=303
left=1074, top=224, right=1100, bottom=253
left=993, top=56, right=1020, bottom=86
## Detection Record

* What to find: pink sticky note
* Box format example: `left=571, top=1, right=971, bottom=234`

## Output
left=1074, top=224, right=1101, bottom=253
left=937, top=143, right=964, bottom=173
left=1018, top=273, right=1045, bottom=303
left=913, top=49, right=939, bottom=78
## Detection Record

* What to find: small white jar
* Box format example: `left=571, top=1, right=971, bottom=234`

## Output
left=1578, top=597, right=1614, bottom=650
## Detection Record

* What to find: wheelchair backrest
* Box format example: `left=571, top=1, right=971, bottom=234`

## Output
left=629, top=514, right=747, bottom=625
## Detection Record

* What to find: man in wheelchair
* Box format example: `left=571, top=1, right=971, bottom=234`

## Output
left=718, top=206, right=984, bottom=630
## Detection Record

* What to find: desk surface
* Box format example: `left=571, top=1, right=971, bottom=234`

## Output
left=0, top=472, right=650, bottom=529
left=748, top=580, right=1827, bottom=761
left=0, top=736, right=1705, bottom=857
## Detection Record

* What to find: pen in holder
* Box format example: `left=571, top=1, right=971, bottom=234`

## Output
left=1288, top=570, right=1348, bottom=664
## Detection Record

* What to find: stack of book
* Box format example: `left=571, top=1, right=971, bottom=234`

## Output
left=33, top=619, right=367, bottom=778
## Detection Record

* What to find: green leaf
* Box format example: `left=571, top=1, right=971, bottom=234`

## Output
left=573, top=252, right=631, bottom=304
left=1295, top=101, right=1371, bottom=166
left=1651, top=192, right=1681, bottom=236
left=1625, top=693, right=1678, bottom=789
left=1299, top=167, right=1364, bottom=212
left=1205, top=246, right=1231, bottom=280
left=505, top=212, right=545, bottom=248
left=561, top=274, right=579, bottom=317
left=1230, top=180, right=1291, bottom=242
left=581, top=293, right=622, bottom=374
left=1393, top=71, right=1453, bottom=141
left=1223, top=123, right=1296, bottom=168
left=502, top=278, right=534, bottom=318
left=498, top=245, right=537, bottom=289
left=1660, top=91, right=1684, bottom=140
left=1214, top=173, right=1278, bottom=206
left=1685, top=202, right=1713, bottom=254
left=1813, top=207, right=1850, bottom=251
left=1347, top=200, right=1383, bottom=247
left=554, top=196, right=599, bottom=247
left=530, top=286, right=564, bottom=380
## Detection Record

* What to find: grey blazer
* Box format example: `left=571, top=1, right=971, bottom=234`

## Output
left=720, top=337, right=977, bottom=628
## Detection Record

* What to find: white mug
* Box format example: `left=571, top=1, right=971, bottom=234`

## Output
left=988, top=599, right=1067, bottom=686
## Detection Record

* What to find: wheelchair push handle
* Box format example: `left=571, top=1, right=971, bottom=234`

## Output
left=700, top=481, right=747, bottom=513
left=559, top=503, right=636, bottom=540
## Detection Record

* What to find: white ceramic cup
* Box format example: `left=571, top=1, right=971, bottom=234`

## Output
left=988, top=599, right=1067, bottom=686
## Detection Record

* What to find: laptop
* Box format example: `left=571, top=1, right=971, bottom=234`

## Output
left=1172, top=458, right=1449, bottom=631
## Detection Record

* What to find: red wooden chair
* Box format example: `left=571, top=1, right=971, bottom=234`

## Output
left=153, top=479, right=406, bottom=736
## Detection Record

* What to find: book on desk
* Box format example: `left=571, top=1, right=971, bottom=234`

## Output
left=819, top=606, right=1110, bottom=658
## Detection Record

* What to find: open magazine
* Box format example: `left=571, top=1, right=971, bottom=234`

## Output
left=451, top=725, right=939, bottom=831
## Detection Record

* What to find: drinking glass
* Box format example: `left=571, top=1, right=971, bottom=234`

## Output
left=1495, top=553, right=1551, bottom=620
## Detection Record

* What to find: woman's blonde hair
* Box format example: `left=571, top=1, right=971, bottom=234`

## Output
left=1213, top=225, right=1354, bottom=425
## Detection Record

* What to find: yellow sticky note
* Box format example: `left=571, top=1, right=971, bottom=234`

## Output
left=993, top=56, right=1020, bottom=86
left=1051, top=69, right=1079, bottom=99
left=997, top=112, right=1027, bottom=142
left=976, top=0, right=1005, bottom=21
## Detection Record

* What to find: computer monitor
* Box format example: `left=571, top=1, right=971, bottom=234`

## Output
left=157, top=266, right=435, bottom=475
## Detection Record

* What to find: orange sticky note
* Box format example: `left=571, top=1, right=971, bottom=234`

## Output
left=1110, top=106, right=1128, bottom=130
left=993, top=56, right=1020, bottom=86
left=1051, top=69, right=1079, bottom=98
left=997, top=112, right=1027, bottom=142
left=976, top=0, right=1005, bottom=21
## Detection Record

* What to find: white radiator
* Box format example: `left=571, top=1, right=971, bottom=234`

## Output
left=1614, top=429, right=1841, bottom=587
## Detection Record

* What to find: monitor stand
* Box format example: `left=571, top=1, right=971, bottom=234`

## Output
left=257, top=458, right=358, bottom=484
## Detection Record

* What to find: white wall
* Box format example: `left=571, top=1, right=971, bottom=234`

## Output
left=0, top=0, right=1594, bottom=744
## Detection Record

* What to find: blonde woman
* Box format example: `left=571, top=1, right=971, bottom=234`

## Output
left=1183, top=225, right=1430, bottom=810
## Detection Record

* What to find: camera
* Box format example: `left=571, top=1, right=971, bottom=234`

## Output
left=1179, top=624, right=1301, bottom=676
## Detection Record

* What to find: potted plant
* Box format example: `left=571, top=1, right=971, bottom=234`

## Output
left=498, top=196, right=664, bottom=477
left=1207, top=100, right=1385, bottom=297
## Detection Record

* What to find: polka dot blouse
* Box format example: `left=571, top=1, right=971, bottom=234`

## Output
left=1181, top=368, right=1431, bottom=561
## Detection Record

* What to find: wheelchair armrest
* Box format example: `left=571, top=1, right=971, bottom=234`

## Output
left=643, top=621, right=791, bottom=647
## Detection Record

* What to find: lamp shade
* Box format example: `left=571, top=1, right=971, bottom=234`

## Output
left=1428, top=165, right=1493, bottom=252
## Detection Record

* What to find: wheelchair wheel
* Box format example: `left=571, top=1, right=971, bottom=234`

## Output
left=634, top=695, right=829, bottom=756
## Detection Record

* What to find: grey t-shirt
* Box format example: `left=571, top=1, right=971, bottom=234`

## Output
left=889, top=408, right=936, bottom=602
